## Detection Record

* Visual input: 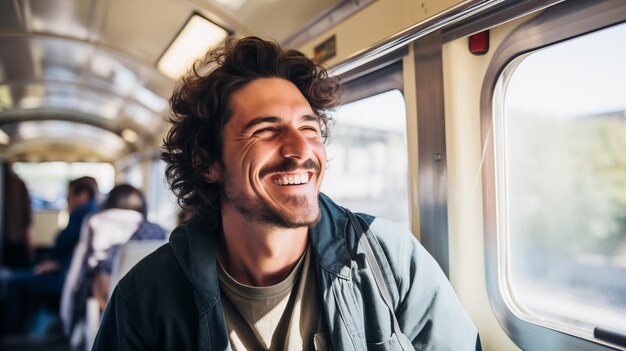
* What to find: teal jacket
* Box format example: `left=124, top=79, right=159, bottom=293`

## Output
left=93, top=194, right=480, bottom=350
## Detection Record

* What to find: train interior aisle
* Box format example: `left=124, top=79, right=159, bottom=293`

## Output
left=1, top=0, right=625, bottom=350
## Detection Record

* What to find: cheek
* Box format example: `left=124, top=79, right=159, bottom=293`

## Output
left=245, top=145, right=279, bottom=175
left=313, top=142, right=327, bottom=163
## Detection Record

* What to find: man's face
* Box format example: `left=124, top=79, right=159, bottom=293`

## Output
left=67, top=188, right=89, bottom=212
left=214, top=77, right=326, bottom=228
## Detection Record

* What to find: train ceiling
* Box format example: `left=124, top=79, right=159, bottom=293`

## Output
left=0, top=0, right=343, bottom=163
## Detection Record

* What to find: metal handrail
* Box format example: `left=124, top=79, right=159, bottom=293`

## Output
left=329, top=0, right=505, bottom=76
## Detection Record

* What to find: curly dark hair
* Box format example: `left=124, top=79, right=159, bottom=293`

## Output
left=161, top=36, right=340, bottom=219
left=103, top=184, right=147, bottom=217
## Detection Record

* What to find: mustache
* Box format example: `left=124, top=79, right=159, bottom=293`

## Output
left=259, top=158, right=320, bottom=178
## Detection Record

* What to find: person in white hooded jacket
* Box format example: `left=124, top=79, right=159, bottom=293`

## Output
left=60, top=184, right=166, bottom=344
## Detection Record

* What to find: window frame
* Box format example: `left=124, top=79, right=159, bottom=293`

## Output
left=480, top=1, right=626, bottom=350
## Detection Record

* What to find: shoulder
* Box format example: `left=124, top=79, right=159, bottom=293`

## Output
left=98, top=243, right=199, bottom=349
left=353, top=214, right=436, bottom=291
left=131, top=220, right=167, bottom=240
left=114, top=243, right=197, bottom=325
left=355, top=214, right=422, bottom=257
left=119, top=243, right=187, bottom=291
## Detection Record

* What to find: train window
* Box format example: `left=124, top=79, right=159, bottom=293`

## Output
left=495, top=22, right=626, bottom=338
left=321, top=89, right=409, bottom=227
left=147, top=159, right=178, bottom=231
left=122, top=163, right=143, bottom=189
left=13, top=162, right=115, bottom=210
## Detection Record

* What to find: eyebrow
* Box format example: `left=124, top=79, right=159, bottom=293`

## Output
left=241, top=114, right=320, bottom=133
left=301, top=114, right=320, bottom=123
left=242, top=116, right=280, bottom=133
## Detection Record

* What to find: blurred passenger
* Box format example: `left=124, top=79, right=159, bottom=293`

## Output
left=0, top=176, right=98, bottom=335
left=1, top=164, right=33, bottom=269
left=61, top=184, right=166, bottom=338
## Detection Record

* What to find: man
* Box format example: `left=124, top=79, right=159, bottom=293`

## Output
left=94, top=37, right=480, bottom=350
left=1, top=176, right=98, bottom=335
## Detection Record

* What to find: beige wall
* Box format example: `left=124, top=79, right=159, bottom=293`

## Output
left=297, top=0, right=463, bottom=66
left=31, top=210, right=67, bottom=247
left=442, top=17, right=532, bottom=351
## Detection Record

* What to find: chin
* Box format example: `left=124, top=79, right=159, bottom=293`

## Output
left=266, top=197, right=321, bottom=228
left=267, top=211, right=320, bottom=229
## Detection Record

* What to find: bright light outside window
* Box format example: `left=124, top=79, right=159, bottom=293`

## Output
left=147, top=160, right=179, bottom=232
left=322, top=89, right=409, bottom=227
left=496, top=22, right=626, bottom=336
left=13, top=162, right=115, bottom=210
left=122, top=163, right=143, bottom=189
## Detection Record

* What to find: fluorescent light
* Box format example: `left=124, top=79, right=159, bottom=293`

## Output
left=157, top=14, right=229, bottom=79
left=213, top=0, right=246, bottom=10
left=121, top=129, right=138, bottom=143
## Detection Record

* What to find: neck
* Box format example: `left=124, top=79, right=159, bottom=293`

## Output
left=219, top=203, right=309, bottom=287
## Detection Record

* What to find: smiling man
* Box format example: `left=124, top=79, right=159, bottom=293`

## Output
left=93, top=37, right=480, bottom=350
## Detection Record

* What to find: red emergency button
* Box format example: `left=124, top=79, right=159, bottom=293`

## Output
left=469, top=30, right=489, bottom=55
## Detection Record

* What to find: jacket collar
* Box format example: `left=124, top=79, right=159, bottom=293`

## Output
left=309, top=193, right=352, bottom=279
left=168, top=193, right=353, bottom=312
left=169, top=215, right=221, bottom=314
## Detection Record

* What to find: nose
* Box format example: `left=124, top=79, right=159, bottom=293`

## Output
left=280, top=127, right=314, bottom=160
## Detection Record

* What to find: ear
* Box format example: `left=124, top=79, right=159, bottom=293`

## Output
left=193, top=151, right=222, bottom=184
left=203, top=162, right=223, bottom=184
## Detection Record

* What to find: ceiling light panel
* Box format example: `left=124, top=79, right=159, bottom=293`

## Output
left=90, top=52, right=139, bottom=96
left=16, top=120, right=126, bottom=152
left=133, top=86, right=168, bottom=112
left=38, top=39, right=90, bottom=84
left=157, top=14, right=229, bottom=79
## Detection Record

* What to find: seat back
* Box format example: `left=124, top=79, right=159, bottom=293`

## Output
left=107, top=240, right=166, bottom=300
left=85, top=240, right=165, bottom=351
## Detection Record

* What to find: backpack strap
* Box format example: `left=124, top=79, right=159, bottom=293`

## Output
left=346, top=210, right=406, bottom=348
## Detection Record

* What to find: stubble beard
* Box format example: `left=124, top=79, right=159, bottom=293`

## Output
left=220, top=158, right=323, bottom=229
left=221, top=181, right=321, bottom=229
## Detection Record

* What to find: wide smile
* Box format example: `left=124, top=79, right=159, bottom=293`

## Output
left=270, top=172, right=313, bottom=186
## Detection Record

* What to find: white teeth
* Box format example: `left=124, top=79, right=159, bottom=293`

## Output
left=273, top=173, right=310, bottom=186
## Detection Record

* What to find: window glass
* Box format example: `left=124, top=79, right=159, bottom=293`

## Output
left=122, top=163, right=143, bottom=189
left=13, top=162, right=114, bottom=210
left=322, top=89, right=410, bottom=227
left=498, top=22, right=626, bottom=334
left=147, top=159, right=178, bottom=232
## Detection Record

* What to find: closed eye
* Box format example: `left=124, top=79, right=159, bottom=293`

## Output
left=300, top=125, right=321, bottom=137
left=252, top=127, right=280, bottom=138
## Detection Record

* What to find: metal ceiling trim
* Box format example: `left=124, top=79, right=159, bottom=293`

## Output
left=281, top=0, right=376, bottom=49
left=441, top=0, right=566, bottom=42
left=10, top=0, right=25, bottom=28
left=0, top=32, right=171, bottom=81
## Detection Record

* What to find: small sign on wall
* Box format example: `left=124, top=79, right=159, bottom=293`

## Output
left=313, top=35, right=336, bottom=63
